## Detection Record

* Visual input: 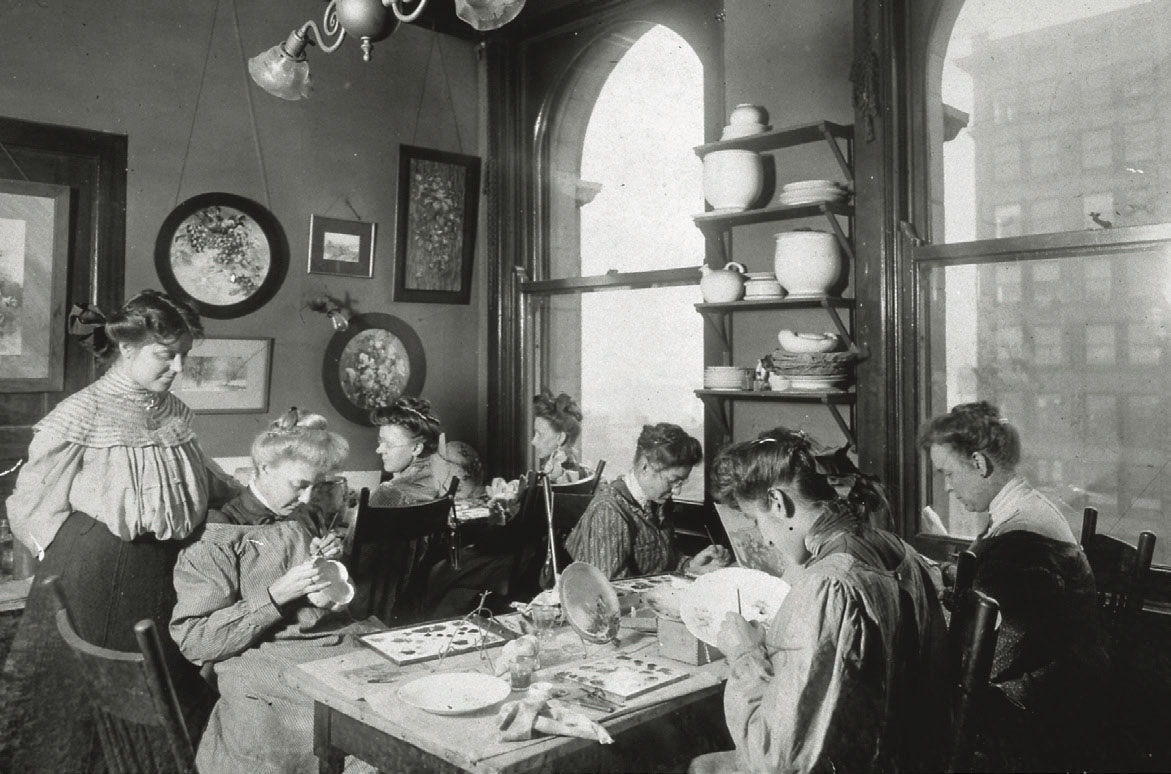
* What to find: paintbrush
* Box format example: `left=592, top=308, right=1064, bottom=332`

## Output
left=704, top=521, right=717, bottom=547
left=737, top=588, right=743, bottom=617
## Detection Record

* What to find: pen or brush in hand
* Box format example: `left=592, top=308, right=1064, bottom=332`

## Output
left=737, top=588, right=742, bottom=616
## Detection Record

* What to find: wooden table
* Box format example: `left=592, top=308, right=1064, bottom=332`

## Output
left=284, top=615, right=728, bottom=774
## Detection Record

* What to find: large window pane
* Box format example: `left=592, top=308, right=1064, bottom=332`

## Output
left=943, top=0, right=1171, bottom=242
left=923, top=242, right=1171, bottom=563
left=548, top=286, right=705, bottom=501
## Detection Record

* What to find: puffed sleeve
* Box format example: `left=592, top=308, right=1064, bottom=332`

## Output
left=170, top=539, right=284, bottom=664
left=5, top=430, right=84, bottom=558
left=724, top=574, right=872, bottom=774
left=565, top=498, right=633, bottom=579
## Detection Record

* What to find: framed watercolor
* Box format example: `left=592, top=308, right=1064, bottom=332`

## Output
left=0, top=179, right=70, bottom=392
left=154, top=192, right=289, bottom=319
left=393, top=145, right=481, bottom=305
left=171, top=336, right=273, bottom=413
left=322, top=312, right=426, bottom=425
left=308, top=215, right=375, bottom=278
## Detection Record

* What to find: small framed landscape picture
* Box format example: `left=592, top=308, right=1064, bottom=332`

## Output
left=171, top=337, right=273, bottom=414
left=308, top=215, right=375, bottom=278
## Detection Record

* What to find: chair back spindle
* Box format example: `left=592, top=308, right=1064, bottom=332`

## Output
left=947, top=585, right=1000, bottom=774
left=46, top=575, right=197, bottom=774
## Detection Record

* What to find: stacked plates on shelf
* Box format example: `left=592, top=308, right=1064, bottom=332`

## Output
left=776, top=180, right=850, bottom=207
left=786, top=375, right=848, bottom=391
left=704, top=366, right=750, bottom=390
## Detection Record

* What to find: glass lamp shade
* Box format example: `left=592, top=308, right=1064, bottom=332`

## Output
left=454, top=0, right=526, bottom=31
left=248, top=44, right=312, bottom=101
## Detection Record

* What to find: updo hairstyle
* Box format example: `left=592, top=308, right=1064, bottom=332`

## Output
left=251, top=407, right=349, bottom=471
left=917, top=400, right=1021, bottom=468
left=533, top=389, right=583, bottom=447
left=634, top=423, right=703, bottom=471
left=713, top=427, right=891, bottom=528
left=369, top=396, right=442, bottom=456
left=102, top=290, right=204, bottom=362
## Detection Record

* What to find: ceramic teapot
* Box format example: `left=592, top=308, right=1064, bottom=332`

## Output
left=700, top=262, right=747, bottom=303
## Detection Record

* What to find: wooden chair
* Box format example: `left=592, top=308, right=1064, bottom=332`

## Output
left=946, top=578, right=1001, bottom=774
left=45, top=575, right=197, bottom=774
left=348, top=478, right=459, bottom=625
left=540, top=473, right=598, bottom=583
left=1080, top=506, right=1156, bottom=636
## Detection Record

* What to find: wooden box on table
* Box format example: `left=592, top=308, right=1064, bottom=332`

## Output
left=657, top=617, right=723, bottom=666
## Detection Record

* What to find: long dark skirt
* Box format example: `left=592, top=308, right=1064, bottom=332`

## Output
left=0, top=511, right=214, bottom=773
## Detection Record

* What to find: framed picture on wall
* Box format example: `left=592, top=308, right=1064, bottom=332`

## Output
left=0, top=178, right=70, bottom=392
left=393, top=145, right=481, bottom=305
left=154, top=193, right=289, bottom=319
left=171, top=336, right=273, bottom=413
left=307, top=215, right=375, bottom=278
left=322, top=313, right=426, bottom=425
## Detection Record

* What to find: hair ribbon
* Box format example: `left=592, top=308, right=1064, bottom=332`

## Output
left=68, top=303, right=110, bottom=355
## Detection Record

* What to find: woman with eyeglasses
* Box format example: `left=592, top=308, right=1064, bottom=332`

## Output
left=565, top=422, right=730, bottom=580
left=369, top=396, right=445, bottom=506
left=689, top=427, right=948, bottom=774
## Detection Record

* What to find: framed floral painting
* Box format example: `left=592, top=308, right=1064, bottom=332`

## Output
left=322, top=312, right=427, bottom=425
left=393, top=145, right=481, bottom=305
left=154, top=193, right=289, bottom=319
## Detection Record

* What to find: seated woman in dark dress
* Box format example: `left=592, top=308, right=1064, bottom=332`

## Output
left=920, top=401, right=1111, bottom=772
left=565, top=422, right=730, bottom=580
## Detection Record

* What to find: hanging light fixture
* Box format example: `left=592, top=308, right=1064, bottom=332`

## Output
left=249, top=0, right=526, bottom=100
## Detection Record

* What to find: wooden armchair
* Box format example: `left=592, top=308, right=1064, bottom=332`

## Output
left=46, top=575, right=197, bottom=774
left=946, top=579, right=1001, bottom=774
left=1080, top=506, right=1156, bottom=638
left=347, top=478, right=459, bottom=626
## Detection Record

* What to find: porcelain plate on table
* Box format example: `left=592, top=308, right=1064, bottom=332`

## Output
left=397, top=673, right=511, bottom=715
left=680, top=568, right=790, bottom=647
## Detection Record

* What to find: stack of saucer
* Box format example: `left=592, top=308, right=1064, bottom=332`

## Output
left=776, top=180, right=850, bottom=207
left=704, top=366, right=750, bottom=390
left=744, top=272, right=785, bottom=299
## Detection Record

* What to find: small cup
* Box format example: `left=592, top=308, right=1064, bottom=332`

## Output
left=509, top=654, right=537, bottom=690
left=531, top=604, right=559, bottom=641
left=768, top=373, right=791, bottom=391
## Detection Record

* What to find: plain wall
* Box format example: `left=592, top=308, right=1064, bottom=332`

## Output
left=0, top=0, right=486, bottom=471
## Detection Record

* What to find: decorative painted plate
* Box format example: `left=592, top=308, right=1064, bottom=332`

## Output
left=680, top=567, right=790, bottom=647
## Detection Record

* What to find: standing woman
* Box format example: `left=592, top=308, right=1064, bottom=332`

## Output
left=2, top=290, right=237, bottom=772
left=532, top=389, right=587, bottom=483
left=691, top=428, right=948, bottom=774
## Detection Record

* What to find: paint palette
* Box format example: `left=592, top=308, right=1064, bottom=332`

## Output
left=359, top=619, right=508, bottom=666
left=552, top=652, right=690, bottom=701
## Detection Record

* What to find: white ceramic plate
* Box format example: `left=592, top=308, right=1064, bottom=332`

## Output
left=720, top=123, right=771, bottom=139
left=786, top=376, right=846, bottom=390
left=680, top=568, right=790, bottom=647
left=397, top=673, right=511, bottom=715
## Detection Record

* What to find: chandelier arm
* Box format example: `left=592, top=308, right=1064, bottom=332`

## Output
left=297, top=0, right=347, bottom=55
left=382, top=0, right=429, bottom=23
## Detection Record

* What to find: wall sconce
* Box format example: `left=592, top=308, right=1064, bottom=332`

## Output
left=307, top=293, right=351, bottom=332
left=249, top=0, right=527, bottom=100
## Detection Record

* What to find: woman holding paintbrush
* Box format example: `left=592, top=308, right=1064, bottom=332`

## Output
left=171, top=407, right=376, bottom=774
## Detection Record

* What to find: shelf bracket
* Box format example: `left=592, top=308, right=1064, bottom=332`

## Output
left=699, top=310, right=733, bottom=359
left=818, top=299, right=868, bottom=359
left=823, top=210, right=855, bottom=264
left=699, top=394, right=733, bottom=443
left=821, top=398, right=856, bottom=449
left=819, top=125, right=854, bottom=187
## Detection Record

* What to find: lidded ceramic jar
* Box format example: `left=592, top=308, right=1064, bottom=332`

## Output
left=773, top=230, right=841, bottom=297
left=728, top=103, right=769, bottom=126
left=699, top=261, right=747, bottom=303
left=702, top=150, right=764, bottom=213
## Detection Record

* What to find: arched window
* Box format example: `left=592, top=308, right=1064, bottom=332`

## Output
left=527, top=22, right=708, bottom=499
left=909, top=0, right=1171, bottom=559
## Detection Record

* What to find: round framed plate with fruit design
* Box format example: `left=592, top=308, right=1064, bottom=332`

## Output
left=154, top=193, right=288, bottom=319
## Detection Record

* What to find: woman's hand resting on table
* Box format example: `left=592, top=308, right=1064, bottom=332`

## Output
left=268, top=560, right=329, bottom=607
left=310, top=532, right=344, bottom=560
left=686, top=544, right=733, bottom=576
left=717, top=611, right=766, bottom=661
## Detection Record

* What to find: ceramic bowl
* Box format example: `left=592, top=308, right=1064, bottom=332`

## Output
left=728, top=103, right=769, bottom=126
left=720, top=123, right=771, bottom=140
